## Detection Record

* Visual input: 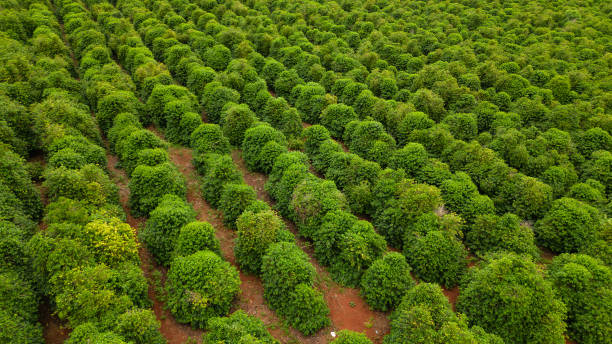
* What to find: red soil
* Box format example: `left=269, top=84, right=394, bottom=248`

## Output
left=39, top=300, right=70, bottom=344
left=230, top=149, right=390, bottom=344
left=106, top=153, right=203, bottom=344
left=442, top=286, right=460, bottom=311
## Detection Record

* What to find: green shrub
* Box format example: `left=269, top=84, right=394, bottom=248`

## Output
left=242, top=124, right=287, bottom=173
left=146, top=84, right=196, bottom=128
left=388, top=143, right=428, bottom=177
left=43, top=164, right=119, bottom=206
left=0, top=309, right=43, bottom=344
left=0, top=146, right=42, bottom=220
left=80, top=218, right=139, bottom=267
left=173, top=221, right=220, bottom=258
left=48, top=135, right=106, bottom=169
left=406, top=230, right=467, bottom=288
left=221, top=103, right=257, bottom=146
left=140, top=195, right=196, bottom=266
left=384, top=281, right=503, bottom=343
left=219, top=183, right=257, bottom=229
left=115, top=309, right=164, bottom=344
left=97, top=91, right=141, bottom=134
left=261, top=242, right=315, bottom=310
left=294, top=82, right=327, bottom=123
left=290, top=177, right=348, bottom=238
left=360, top=252, right=415, bottom=311
left=135, top=148, right=170, bottom=167
left=332, top=330, right=373, bottom=344
left=320, top=104, right=358, bottom=138
left=201, top=155, right=243, bottom=208
left=169, top=111, right=203, bottom=146
left=329, top=220, right=387, bottom=287
left=456, top=254, right=567, bottom=344
left=467, top=213, right=539, bottom=258
left=204, top=310, right=279, bottom=344
left=535, top=197, right=601, bottom=253
left=128, top=163, right=186, bottom=218
left=285, top=283, right=330, bottom=335
left=166, top=250, right=240, bottom=328
left=577, top=127, right=612, bottom=157
left=48, top=148, right=87, bottom=170
left=442, top=113, right=478, bottom=141
left=0, top=271, right=39, bottom=324
left=235, top=210, right=285, bottom=274
left=53, top=264, right=133, bottom=329
left=116, top=129, right=167, bottom=175
left=201, top=82, right=240, bottom=123
left=204, top=44, right=232, bottom=71
left=190, top=123, right=231, bottom=154
left=547, top=254, right=611, bottom=344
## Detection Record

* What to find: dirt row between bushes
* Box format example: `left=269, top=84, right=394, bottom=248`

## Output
left=105, top=152, right=204, bottom=344
left=147, top=131, right=391, bottom=343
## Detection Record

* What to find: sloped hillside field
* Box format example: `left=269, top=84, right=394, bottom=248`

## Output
left=0, top=0, right=610, bottom=343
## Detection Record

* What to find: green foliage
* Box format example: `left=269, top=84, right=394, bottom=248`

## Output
left=221, top=103, right=257, bottom=146
left=0, top=271, right=39, bottom=324
left=116, top=129, right=167, bottom=175
left=547, top=254, right=611, bottom=344
left=43, top=164, right=119, bottom=206
left=242, top=124, right=287, bottom=173
left=53, top=264, right=133, bottom=329
left=141, top=195, right=196, bottom=266
left=235, top=210, right=285, bottom=274
left=0, top=308, right=44, bottom=344
left=204, top=44, right=232, bottom=71
left=285, top=283, right=330, bottom=335
left=115, top=309, right=165, bottom=344
left=204, top=310, right=279, bottom=344
left=331, top=330, right=373, bottom=344
left=457, top=254, right=567, bottom=344
left=201, top=82, right=240, bottom=123
left=467, top=213, right=539, bottom=258
left=442, top=113, right=478, bottom=141
left=190, top=123, right=230, bottom=155
left=166, top=250, right=240, bottom=328
left=219, top=183, right=257, bottom=229
left=406, top=230, right=467, bottom=288
left=320, top=104, right=358, bottom=138
left=388, top=143, right=428, bottom=177
left=261, top=241, right=315, bottom=310
left=330, top=220, right=387, bottom=287
left=360, top=252, right=415, bottom=311
left=0, top=145, right=42, bottom=220
left=174, top=221, right=221, bottom=258
left=129, top=163, right=186, bottom=217
left=290, top=177, right=348, bottom=238
left=535, top=197, right=602, bottom=253
left=388, top=286, right=504, bottom=343
left=200, top=154, right=243, bottom=208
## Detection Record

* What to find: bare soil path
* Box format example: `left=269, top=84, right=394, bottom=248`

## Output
left=106, top=153, right=204, bottom=344
left=230, top=149, right=390, bottom=344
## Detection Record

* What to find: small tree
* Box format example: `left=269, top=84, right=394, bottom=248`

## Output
left=140, top=195, right=196, bottom=266
left=166, top=250, right=240, bottom=328
left=360, top=252, right=415, bottom=311
left=173, top=221, right=220, bottom=258
left=456, top=254, right=567, bottom=344
left=235, top=210, right=284, bottom=274
left=547, top=254, right=611, bottom=344
left=535, top=197, right=601, bottom=253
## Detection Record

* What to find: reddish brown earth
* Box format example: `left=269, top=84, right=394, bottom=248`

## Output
left=230, top=149, right=390, bottom=344
left=168, top=146, right=312, bottom=343
left=39, top=300, right=70, bottom=344
left=442, top=286, right=460, bottom=311
left=106, top=153, right=203, bottom=344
